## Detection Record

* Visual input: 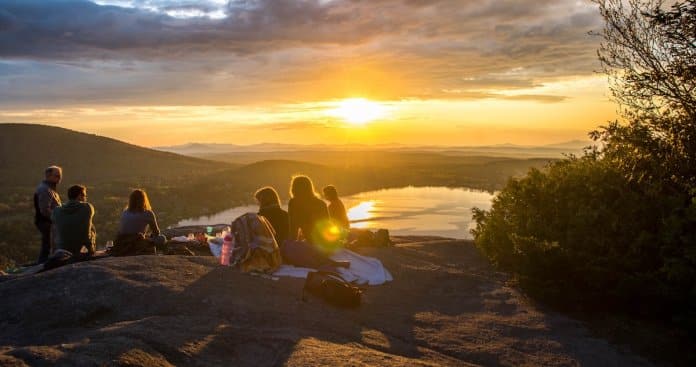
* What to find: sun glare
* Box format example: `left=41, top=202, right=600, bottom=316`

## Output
left=327, top=98, right=389, bottom=125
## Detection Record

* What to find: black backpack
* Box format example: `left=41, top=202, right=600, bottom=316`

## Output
left=302, top=271, right=362, bottom=308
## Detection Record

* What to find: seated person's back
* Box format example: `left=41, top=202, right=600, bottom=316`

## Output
left=288, top=176, right=329, bottom=244
left=288, top=196, right=328, bottom=242
left=323, top=185, right=350, bottom=230
left=255, top=186, right=289, bottom=245
left=118, top=189, right=165, bottom=246
left=119, top=210, right=159, bottom=236
left=52, top=185, right=96, bottom=256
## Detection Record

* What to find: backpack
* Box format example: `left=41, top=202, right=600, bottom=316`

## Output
left=374, top=229, right=392, bottom=247
left=349, top=229, right=392, bottom=247
left=302, top=271, right=362, bottom=308
left=231, top=213, right=283, bottom=273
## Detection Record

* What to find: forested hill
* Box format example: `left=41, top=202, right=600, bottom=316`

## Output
left=0, top=123, right=554, bottom=268
left=0, top=123, right=229, bottom=186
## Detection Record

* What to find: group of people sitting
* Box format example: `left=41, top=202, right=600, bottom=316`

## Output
left=33, top=165, right=353, bottom=264
left=257, top=175, right=350, bottom=247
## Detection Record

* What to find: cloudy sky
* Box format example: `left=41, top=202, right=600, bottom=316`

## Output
left=0, top=0, right=617, bottom=146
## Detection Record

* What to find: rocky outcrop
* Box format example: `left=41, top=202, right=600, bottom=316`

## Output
left=0, top=239, right=651, bottom=366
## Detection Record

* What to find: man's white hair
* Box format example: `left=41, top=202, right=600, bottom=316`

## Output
left=44, top=165, right=62, bottom=178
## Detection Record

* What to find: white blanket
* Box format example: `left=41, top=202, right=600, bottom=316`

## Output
left=272, top=249, right=393, bottom=286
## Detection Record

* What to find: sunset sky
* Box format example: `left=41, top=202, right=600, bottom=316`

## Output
left=0, top=0, right=618, bottom=147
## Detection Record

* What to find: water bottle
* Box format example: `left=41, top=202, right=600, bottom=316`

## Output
left=220, top=232, right=235, bottom=266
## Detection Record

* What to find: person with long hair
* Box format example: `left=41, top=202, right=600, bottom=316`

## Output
left=118, top=189, right=165, bottom=245
left=285, top=175, right=349, bottom=268
left=288, top=175, right=330, bottom=244
left=255, top=186, right=289, bottom=245
left=322, top=185, right=350, bottom=231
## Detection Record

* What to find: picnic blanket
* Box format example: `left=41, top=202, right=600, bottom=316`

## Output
left=272, top=248, right=393, bottom=285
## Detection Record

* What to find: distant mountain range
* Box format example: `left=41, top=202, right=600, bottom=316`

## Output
left=153, top=142, right=408, bottom=155
left=154, top=140, right=593, bottom=158
left=0, top=122, right=576, bottom=188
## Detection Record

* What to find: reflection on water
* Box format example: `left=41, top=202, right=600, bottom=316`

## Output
left=342, top=187, right=494, bottom=239
left=177, top=186, right=495, bottom=239
left=176, top=204, right=259, bottom=228
left=346, top=200, right=377, bottom=229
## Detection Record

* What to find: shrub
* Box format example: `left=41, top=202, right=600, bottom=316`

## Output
left=473, top=0, right=696, bottom=329
left=473, top=156, right=696, bottom=322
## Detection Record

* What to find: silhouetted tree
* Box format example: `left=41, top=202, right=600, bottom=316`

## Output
left=473, top=1, right=696, bottom=336
left=591, top=0, right=696, bottom=192
left=594, top=0, right=695, bottom=118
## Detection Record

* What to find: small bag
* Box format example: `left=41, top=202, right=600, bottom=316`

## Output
left=302, top=271, right=362, bottom=308
left=348, top=229, right=392, bottom=247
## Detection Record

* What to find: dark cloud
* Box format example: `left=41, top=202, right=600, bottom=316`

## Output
left=0, top=0, right=394, bottom=59
left=0, top=0, right=605, bottom=105
left=0, top=9, right=17, bottom=31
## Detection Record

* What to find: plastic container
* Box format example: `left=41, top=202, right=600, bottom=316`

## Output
left=220, top=232, right=235, bottom=266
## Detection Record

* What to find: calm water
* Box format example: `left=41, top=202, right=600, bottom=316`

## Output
left=176, top=186, right=495, bottom=239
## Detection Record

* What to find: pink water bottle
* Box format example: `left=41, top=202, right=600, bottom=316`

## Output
left=220, top=232, right=235, bottom=266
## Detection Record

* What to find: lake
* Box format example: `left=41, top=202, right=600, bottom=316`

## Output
left=176, top=186, right=495, bottom=239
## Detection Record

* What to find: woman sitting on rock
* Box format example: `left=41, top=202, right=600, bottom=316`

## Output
left=322, top=185, right=350, bottom=231
left=118, top=189, right=166, bottom=246
left=288, top=175, right=330, bottom=244
left=254, top=186, right=289, bottom=246
left=285, top=175, right=348, bottom=268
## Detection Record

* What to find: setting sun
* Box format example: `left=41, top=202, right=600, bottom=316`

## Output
left=327, top=98, right=390, bottom=125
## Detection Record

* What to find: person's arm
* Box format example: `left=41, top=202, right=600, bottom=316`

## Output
left=87, top=204, right=96, bottom=255
left=148, top=211, right=161, bottom=236
left=37, top=187, right=56, bottom=219
left=50, top=208, right=60, bottom=249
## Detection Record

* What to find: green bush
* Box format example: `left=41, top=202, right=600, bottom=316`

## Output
left=472, top=156, right=696, bottom=322
left=473, top=0, right=696, bottom=330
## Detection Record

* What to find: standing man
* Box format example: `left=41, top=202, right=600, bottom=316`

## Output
left=52, top=185, right=96, bottom=258
left=34, top=166, right=62, bottom=263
